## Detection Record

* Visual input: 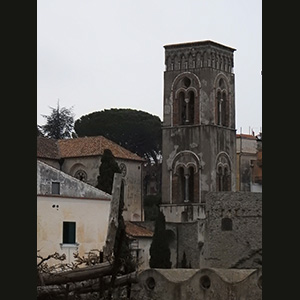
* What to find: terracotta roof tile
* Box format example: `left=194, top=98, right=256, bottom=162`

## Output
left=37, top=137, right=60, bottom=159
left=37, top=136, right=144, bottom=162
left=125, top=221, right=153, bottom=238
left=236, top=134, right=256, bottom=140
left=57, top=136, right=144, bottom=161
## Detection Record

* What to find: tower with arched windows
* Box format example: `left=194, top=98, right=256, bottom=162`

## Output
left=161, top=40, right=237, bottom=222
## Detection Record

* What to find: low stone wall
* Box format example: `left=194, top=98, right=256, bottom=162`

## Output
left=130, top=268, right=262, bottom=300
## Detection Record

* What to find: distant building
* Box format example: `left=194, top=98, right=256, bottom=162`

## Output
left=236, top=133, right=262, bottom=192
left=125, top=221, right=153, bottom=270
left=37, top=135, right=145, bottom=221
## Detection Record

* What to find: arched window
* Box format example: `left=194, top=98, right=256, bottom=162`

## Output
left=215, top=77, right=229, bottom=127
left=179, top=92, right=186, bottom=125
left=179, top=89, right=195, bottom=125
left=178, top=167, right=185, bottom=202
left=223, top=167, right=230, bottom=191
left=216, top=91, right=222, bottom=125
left=175, top=165, right=195, bottom=203
left=217, top=166, right=223, bottom=191
left=221, top=217, right=232, bottom=231
left=216, top=153, right=231, bottom=191
left=74, top=169, right=87, bottom=182
left=172, top=75, right=200, bottom=126
left=188, top=91, right=195, bottom=124
left=188, top=166, right=194, bottom=202
left=171, top=151, right=201, bottom=204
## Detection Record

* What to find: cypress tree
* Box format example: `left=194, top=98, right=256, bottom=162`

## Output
left=149, top=210, right=171, bottom=269
left=96, top=149, right=120, bottom=194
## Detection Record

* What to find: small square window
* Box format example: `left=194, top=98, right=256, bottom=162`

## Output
left=52, top=182, right=60, bottom=195
left=63, top=221, right=76, bottom=244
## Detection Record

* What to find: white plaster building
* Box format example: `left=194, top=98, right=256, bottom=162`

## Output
left=37, top=160, right=112, bottom=266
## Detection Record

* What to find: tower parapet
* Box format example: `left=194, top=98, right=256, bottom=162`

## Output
left=164, top=40, right=236, bottom=73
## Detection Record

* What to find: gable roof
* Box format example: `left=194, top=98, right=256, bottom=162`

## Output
left=37, top=160, right=112, bottom=200
left=37, top=136, right=144, bottom=162
left=125, top=221, right=153, bottom=238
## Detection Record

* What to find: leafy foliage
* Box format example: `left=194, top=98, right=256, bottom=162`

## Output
left=74, top=108, right=162, bottom=163
left=96, top=149, right=121, bottom=194
left=40, top=101, right=74, bottom=139
left=149, top=210, right=171, bottom=269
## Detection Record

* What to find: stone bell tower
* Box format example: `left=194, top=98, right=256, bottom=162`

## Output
left=161, top=40, right=237, bottom=222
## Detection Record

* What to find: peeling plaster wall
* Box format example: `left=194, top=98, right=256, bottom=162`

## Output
left=162, top=125, right=236, bottom=205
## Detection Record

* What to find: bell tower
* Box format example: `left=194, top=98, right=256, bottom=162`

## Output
left=161, top=40, right=237, bottom=222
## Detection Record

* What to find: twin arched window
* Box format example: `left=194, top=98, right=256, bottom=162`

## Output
left=216, top=78, right=229, bottom=127
left=216, top=153, right=231, bottom=191
left=173, top=76, right=198, bottom=126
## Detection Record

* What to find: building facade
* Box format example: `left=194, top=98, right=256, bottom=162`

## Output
left=37, top=135, right=145, bottom=222
left=161, top=40, right=237, bottom=223
left=37, top=160, right=112, bottom=266
left=236, top=133, right=262, bottom=192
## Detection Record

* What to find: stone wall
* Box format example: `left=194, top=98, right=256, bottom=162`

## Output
left=131, top=268, right=262, bottom=300
left=202, top=192, right=262, bottom=268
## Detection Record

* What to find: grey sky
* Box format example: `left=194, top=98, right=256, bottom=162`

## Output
left=37, top=0, right=262, bottom=134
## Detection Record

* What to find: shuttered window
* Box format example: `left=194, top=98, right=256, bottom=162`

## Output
left=63, top=221, right=76, bottom=244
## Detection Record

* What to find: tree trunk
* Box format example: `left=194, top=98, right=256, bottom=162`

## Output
left=40, top=261, right=113, bottom=285
left=37, top=272, right=138, bottom=297
left=103, top=173, right=122, bottom=261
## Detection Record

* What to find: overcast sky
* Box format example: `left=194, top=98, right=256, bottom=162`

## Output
left=37, top=0, right=262, bottom=134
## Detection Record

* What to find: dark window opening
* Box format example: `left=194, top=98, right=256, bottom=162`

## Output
left=179, top=92, right=186, bottom=125
left=74, top=170, right=87, bottom=182
left=216, top=166, right=231, bottom=191
left=183, top=77, right=191, bottom=88
left=221, top=218, right=232, bottom=231
left=188, top=91, right=195, bottom=124
left=179, top=91, right=195, bottom=125
left=188, top=167, right=194, bottom=202
left=216, top=91, right=222, bottom=125
left=219, top=78, right=225, bottom=89
left=200, top=275, right=211, bottom=289
left=63, top=221, right=76, bottom=244
left=221, top=92, right=228, bottom=127
left=216, top=166, right=223, bottom=191
left=179, top=167, right=185, bottom=202
left=223, top=167, right=231, bottom=191
left=52, top=182, right=60, bottom=195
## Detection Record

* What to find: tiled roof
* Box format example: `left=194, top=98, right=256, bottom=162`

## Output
left=236, top=134, right=256, bottom=140
left=58, top=136, right=144, bottom=161
left=37, top=136, right=144, bottom=162
left=125, top=221, right=153, bottom=238
left=37, top=137, right=60, bottom=159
